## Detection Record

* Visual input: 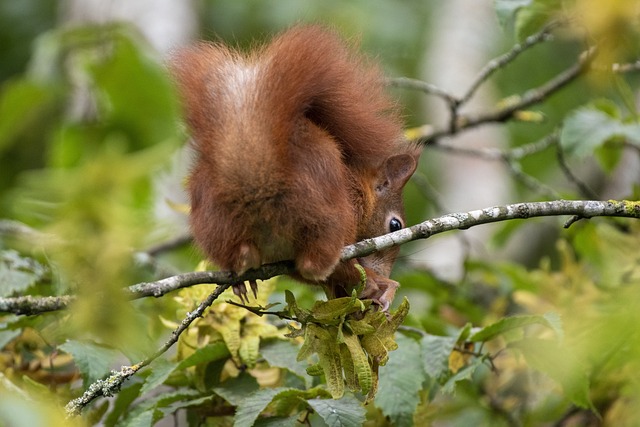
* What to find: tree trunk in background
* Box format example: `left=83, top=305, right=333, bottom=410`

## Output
left=418, top=0, right=511, bottom=281
left=58, top=0, right=198, bottom=245
left=59, top=0, right=198, bottom=54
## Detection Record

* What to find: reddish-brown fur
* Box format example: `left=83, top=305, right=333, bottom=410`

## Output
left=171, top=26, right=418, bottom=309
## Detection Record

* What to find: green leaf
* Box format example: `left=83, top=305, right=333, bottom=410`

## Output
left=103, top=382, right=143, bottom=427
left=140, top=342, right=229, bottom=395
left=130, top=389, right=202, bottom=415
left=178, top=341, right=230, bottom=369
left=213, top=372, right=260, bottom=406
left=420, top=335, right=457, bottom=380
left=59, top=340, right=124, bottom=386
left=120, top=389, right=208, bottom=425
left=375, top=334, right=426, bottom=427
left=456, top=323, right=473, bottom=344
left=157, top=394, right=215, bottom=418
left=253, top=416, right=300, bottom=427
left=271, top=387, right=331, bottom=417
left=360, top=298, right=410, bottom=366
left=285, top=290, right=311, bottom=323
left=307, top=394, right=366, bottom=427
left=344, top=318, right=376, bottom=336
left=469, top=313, right=563, bottom=342
left=311, top=324, right=344, bottom=399
left=511, top=338, right=593, bottom=409
left=494, top=0, right=531, bottom=29
left=340, top=344, right=358, bottom=392
left=234, top=388, right=289, bottom=427
left=120, top=409, right=155, bottom=427
left=0, top=80, right=57, bottom=153
left=297, top=322, right=344, bottom=398
left=515, top=0, right=561, bottom=41
left=261, top=339, right=312, bottom=387
left=441, top=357, right=486, bottom=395
left=572, top=222, right=640, bottom=289
left=139, top=358, right=177, bottom=396
left=542, top=312, right=564, bottom=342
left=0, top=330, right=20, bottom=349
left=239, top=334, right=260, bottom=368
left=0, top=250, right=49, bottom=296
left=560, top=105, right=640, bottom=159
left=0, top=393, right=69, bottom=427
left=89, top=30, right=180, bottom=150
left=594, top=144, right=623, bottom=174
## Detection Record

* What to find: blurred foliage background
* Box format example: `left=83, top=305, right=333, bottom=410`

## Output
left=1, top=0, right=640, bottom=426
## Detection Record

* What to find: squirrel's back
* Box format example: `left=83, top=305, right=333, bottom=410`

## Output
left=171, top=26, right=410, bottom=284
left=171, top=26, right=403, bottom=178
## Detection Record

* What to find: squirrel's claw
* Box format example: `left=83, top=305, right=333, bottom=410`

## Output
left=232, top=280, right=260, bottom=304
left=249, top=280, right=259, bottom=299
left=232, top=282, right=248, bottom=304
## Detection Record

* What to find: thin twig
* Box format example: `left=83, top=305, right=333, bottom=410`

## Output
left=427, top=136, right=561, bottom=198
left=64, top=283, right=230, bottom=417
left=509, top=133, right=559, bottom=160
left=613, top=61, right=640, bottom=73
left=428, top=133, right=556, bottom=162
left=386, top=77, right=458, bottom=105
left=555, top=140, right=599, bottom=199
left=226, top=300, right=295, bottom=320
left=410, top=172, right=451, bottom=213
left=460, top=22, right=559, bottom=105
left=144, top=234, right=192, bottom=257
left=504, top=162, right=562, bottom=199
left=415, top=46, right=597, bottom=145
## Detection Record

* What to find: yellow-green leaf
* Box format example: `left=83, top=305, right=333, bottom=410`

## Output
left=309, top=324, right=344, bottom=399
left=306, top=363, right=324, bottom=376
left=345, top=319, right=376, bottom=336
left=239, top=335, right=260, bottom=368
left=310, top=295, right=360, bottom=322
left=343, top=333, right=372, bottom=394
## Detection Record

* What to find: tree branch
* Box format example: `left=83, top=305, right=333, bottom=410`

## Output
left=386, top=77, right=458, bottom=105
left=64, top=282, right=231, bottom=417
left=3, top=200, right=639, bottom=317
left=340, top=199, right=640, bottom=260
left=428, top=134, right=562, bottom=198
left=0, top=295, right=75, bottom=315
left=415, top=46, right=597, bottom=145
left=390, top=22, right=561, bottom=137
left=459, top=21, right=559, bottom=105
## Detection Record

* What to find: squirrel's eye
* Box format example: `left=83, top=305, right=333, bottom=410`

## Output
left=389, top=217, right=402, bottom=232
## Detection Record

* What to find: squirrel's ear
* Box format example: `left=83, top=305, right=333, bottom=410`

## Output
left=383, top=152, right=418, bottom=190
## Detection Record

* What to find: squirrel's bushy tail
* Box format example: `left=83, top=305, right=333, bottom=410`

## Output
left=171, top=26, right=403, bottom=173
left=263, top=26, right=403, bottom=168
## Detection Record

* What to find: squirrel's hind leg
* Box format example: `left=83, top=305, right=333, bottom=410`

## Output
left=294, top=223, right=345, bottom=282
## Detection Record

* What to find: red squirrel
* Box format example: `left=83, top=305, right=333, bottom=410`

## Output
left=171, top=26, right=418, bottom=310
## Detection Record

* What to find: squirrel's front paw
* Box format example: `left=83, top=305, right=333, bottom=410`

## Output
left=359, top=274, right=399, bottom=312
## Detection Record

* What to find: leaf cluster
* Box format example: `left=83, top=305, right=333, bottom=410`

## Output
left=287, top=290, right=409, bottom=400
